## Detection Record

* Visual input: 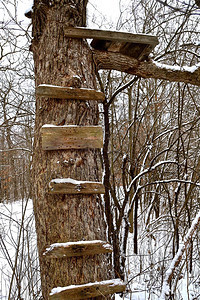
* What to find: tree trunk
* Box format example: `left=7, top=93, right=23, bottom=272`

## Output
left=31, top=1, right=112, bottom=299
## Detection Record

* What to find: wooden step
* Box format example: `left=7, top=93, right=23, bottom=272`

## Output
left=43, top=240, right=112, bottom=258
left=50, top=279, right=126, bottom=299
left=36, top=84, right=105, bottom=102
left=41, top=125, right=103, bottom=150
left=64, top=27, right=158, bottom=60
left=49, top=178, right=105, bottom=194
left=64, top=27, right=158, bottom=46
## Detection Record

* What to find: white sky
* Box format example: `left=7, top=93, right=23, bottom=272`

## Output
left=16, top=0, right=126, bottom=29
left=88, top=0, right=121, bottom=27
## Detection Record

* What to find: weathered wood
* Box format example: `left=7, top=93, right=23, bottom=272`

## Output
left=36, top=84, right=105, bottom=102
left=49, top=178, right=105, bottom=194
left=50, top=279, right=126, bottom=300
left=64, top=27, right=158, bottom=46
left=93, top=49, right=200, bottom=87
left=64, top=27, right=158, bottom=60
left=91, top=40, right=155, bottom=60
left=41, top=125, right=103, bottom=150
left=43, top=240, right=113, bottom=258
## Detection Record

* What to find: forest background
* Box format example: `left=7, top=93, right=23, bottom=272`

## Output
left=0, top=0, right=200, bottom=299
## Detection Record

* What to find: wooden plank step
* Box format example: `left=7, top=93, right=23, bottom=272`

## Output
left=64, top=27, right=158, bottom=46
left=50, top=279, right=126, bottom=300
left=64, top=27, right=158, bottom=60
left=43, top=240, right=112, bottom=258
left=41, top=125, right=103, bottom=150
left=36, top=84, right=105, bottom=102
left=49, top=178, right=105, bottom=194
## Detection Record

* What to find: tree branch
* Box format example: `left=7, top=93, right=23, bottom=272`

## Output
left=93, top=50, right=200, bottom=86
left=159, top=209, right=200, bottom=299
left=156, top=0, right=184, bottom=12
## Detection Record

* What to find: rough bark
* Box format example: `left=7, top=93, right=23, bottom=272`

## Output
left=93, top=50, right=200, bottom=86
left=31, top=1, right=112, bottom=299
left=195, top=0, right=200, bottom=8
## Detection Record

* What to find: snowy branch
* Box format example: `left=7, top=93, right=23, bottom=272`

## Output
left=142, top=179, right=200, bottom=189
left=127, top=161, right=177, bottom=193
left=159, top=209, right=200, bottom=299
left=93, top=50, right=200, bottom=86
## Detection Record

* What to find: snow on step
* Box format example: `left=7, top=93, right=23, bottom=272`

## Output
left=41, top=125, right=103, bottom=150
left=49, top=178, right=105, bottom=194
left=43, top=240, right=113, bottom=258
left=36, top=84, right=105, bottom=101
left=50, top=279, right=126, bottom=299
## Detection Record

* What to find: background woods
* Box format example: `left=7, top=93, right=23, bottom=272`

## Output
left=0, top=0, right=34, bottom=202
left=0, top=0, right=200, bottom=299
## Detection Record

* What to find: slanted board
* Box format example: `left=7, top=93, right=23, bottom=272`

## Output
left=91, top=40, right=154, bottom=60
left=43, top=240, right=112, bottom=258
left=64, top=27, right=158, bottom=60
left=41, top=125, right=103, bottom=150
left=49, top=178, right=105, bottom=194
left=50, top=279, right=126, bottom=300
left=36, top=84, right=105, bottom=102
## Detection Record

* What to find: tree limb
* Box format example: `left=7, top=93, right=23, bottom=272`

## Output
left=92, top=50, right=200, bottom=86
left=159, top=209, right=200, bottom=299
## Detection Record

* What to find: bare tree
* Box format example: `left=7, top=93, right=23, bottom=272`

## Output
left=0, top=0, right=34, bottom=202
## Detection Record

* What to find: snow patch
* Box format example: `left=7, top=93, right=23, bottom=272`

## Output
left=44, top=240, right=112, bottom=254
left=103, top=243, right=113, bottom=251
left=38, top=84, right=102, bottom=92
left=154, top=61, right=200, bottom=73
left=50, top=279, right=125, bottom=295
left=50, top=178, right=101, bottom=185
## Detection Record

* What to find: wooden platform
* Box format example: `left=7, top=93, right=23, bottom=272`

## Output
left=49, top=178, right=105, bottom=194
left=43, top=240, right=112, bottom=258
left=64, top=27, right=158, bottom=60
left=41, top=125, right=103, bottom=150
left=50, top=279, right=126, bottom=299
left=36, top=84, right=105, bottom=102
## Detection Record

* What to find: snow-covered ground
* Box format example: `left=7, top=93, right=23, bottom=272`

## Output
left=0, top=199, right=150, bottom=299
left=0, top=199, right=40, bottom=299
left=0, top=200, right=199, bottom=299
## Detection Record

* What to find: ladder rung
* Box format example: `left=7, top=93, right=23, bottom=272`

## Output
left=36, top=84, right=105, bottom=102
left=50, top=279, right=126, bottom=299
left=49, top=178, right=105, bottom=194
left=43, top=240, right=112, bottom=258
left=41, top=125, right=103, bottom=150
